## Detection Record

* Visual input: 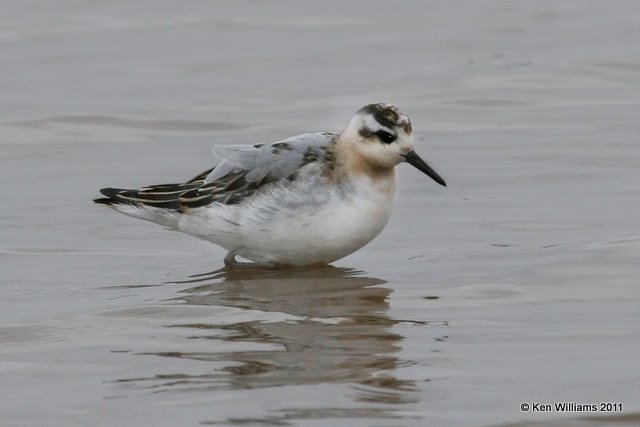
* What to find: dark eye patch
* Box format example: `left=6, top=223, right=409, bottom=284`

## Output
left=375, top=130, right=396, bottom=144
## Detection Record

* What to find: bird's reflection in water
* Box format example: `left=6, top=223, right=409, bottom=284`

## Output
left=122, top=266, right=420, bottom=410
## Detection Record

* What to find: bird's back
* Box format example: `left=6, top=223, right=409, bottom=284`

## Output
left=94, top=132, right=337, bottom=212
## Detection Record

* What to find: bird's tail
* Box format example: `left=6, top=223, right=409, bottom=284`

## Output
left=94, top=185, right=194, bottom=210
left=93, top=184, right=201, bottom=228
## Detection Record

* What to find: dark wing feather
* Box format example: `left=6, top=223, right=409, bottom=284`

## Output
left=94, top=132, right=336, bottom=211
left=94, top=182, right=202, bottom=210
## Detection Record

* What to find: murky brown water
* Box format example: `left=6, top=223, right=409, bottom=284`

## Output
left=2, top=1, right=640, bottom=426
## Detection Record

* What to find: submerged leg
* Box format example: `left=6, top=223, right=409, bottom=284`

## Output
left=223, top=252, right=264, bottom=269
left=224, top=252, right=238, bottom=266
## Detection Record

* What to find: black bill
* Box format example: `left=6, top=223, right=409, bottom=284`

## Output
left=403, top=151, right=447, bottom=187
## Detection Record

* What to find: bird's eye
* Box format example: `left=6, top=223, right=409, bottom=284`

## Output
left=376, top=130, right=396, bottom=144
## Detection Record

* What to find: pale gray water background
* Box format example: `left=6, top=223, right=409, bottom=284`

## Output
left=1, top=1, right=639, bottom=426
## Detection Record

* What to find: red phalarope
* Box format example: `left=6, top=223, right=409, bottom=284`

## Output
left=94, top=103, right=446, bottom=267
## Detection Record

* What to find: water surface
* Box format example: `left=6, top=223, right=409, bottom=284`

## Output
left=1, top=1, right=639, bottom=426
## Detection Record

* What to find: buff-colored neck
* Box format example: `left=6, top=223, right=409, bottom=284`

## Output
left=327, top=134, right=396, bottom=188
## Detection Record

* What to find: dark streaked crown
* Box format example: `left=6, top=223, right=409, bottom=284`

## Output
left=357, top=103, right=412, bottom=136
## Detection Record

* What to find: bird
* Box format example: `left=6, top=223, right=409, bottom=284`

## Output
left=94, top=103, right=446, bottom=267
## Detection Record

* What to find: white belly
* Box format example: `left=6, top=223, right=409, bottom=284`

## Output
left=235, top=176, right=395, bottom=265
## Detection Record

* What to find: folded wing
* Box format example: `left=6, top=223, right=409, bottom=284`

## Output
left=94, top=132, right=336, bottom=211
